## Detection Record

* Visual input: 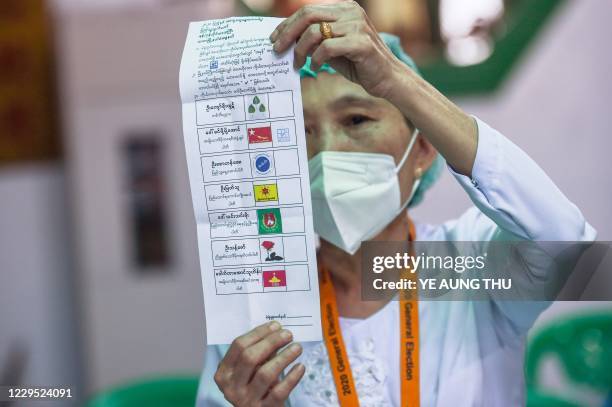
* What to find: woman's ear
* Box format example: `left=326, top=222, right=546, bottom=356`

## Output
left=415, top=134, right=438, bottom=175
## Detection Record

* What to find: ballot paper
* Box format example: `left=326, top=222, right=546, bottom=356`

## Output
left=179, top=17, right=322, bottom=344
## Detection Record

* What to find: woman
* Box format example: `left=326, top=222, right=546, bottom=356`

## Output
left=197, top=2, right=596, bottom=406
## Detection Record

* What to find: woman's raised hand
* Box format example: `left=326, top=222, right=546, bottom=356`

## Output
left=214, top=321, right=305, bottom=406
left=270, top=0, right=407, bottom=99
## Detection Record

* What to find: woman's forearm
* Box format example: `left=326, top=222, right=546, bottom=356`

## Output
left=386, top=62, right=479, bottom=177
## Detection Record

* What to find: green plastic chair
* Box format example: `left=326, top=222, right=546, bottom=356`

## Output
left=88, top=376, right=200, bottom=407
left=525, top=311, right=612, bottom=407
left=526, top=391, right=582, bottom=407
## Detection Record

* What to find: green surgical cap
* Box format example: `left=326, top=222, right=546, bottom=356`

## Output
left=300, top=33, right=445, bottom=208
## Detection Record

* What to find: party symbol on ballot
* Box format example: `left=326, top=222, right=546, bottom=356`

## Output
left=248, top=125, right=272, bottom=144
left=263, top=269, right=286, bottom=287
left=261, top=240, right=284, bottom=261
left=257, top=208, right=282, bottom=234
left=248, top=95, right=267, bottom=117
left=253, top=153, right=272, bottom=175
left=254, top=183, right=278, bottom=202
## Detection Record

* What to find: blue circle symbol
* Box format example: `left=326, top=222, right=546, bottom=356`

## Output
left=255, top=154, right=271, bottom=174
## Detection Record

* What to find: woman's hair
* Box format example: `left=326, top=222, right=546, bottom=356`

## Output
left=299, top=33, right=445, bottom=207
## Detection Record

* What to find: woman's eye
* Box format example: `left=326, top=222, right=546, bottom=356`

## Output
left=348, top=115, right=371, bottom=126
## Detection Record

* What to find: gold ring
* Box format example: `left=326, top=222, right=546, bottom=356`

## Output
left=320, top=21, right=333, bottom=40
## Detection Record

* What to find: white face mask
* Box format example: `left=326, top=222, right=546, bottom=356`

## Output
left=308, top=129, right=421, bottom=255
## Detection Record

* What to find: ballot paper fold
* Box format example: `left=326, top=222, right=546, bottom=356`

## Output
left=179, top=17, right=322, bottom=344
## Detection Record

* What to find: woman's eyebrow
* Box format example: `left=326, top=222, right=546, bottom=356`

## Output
left=329, top=95, right=380, bottom=110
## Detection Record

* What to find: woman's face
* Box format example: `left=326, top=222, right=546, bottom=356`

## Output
left=301, top=72, right=437, bottom=205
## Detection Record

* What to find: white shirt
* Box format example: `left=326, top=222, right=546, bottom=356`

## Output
left=196, top=117, right=597, bottom=406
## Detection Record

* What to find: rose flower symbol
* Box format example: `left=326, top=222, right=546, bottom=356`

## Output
left=261, top=240, right=284, bottom=261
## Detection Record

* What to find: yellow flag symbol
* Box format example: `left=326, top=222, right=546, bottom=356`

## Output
left=254, top=183, right=278, bottom=202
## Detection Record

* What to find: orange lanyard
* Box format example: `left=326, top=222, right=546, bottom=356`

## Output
left=319, top=220, right=420, bottom=407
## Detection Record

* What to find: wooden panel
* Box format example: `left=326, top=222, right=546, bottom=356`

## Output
left=0, top=0, right=59, bottom=164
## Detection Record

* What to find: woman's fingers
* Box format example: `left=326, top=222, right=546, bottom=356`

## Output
left=215, top=322, right=283, bottom=403
left=271, top=5, right=338, bottom=53
left=223, top=321, right=280, bottom=366
left=310, top=36, right=367, bottom=71
left=262, top=363, right=306, bottom=406
left=293, top=23, right=325, bottom=69
left=249, top=342, right=303, bottom=400
left=293, top=21, right=352, bottom=69
left=215, top=323, right=293, bottom=404
left=231, top=329, right=295, bottom=385
left=212, top=322, right=305, bottom=404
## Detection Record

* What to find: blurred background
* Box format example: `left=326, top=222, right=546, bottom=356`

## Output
left=0, top=0, right=611, bottom=406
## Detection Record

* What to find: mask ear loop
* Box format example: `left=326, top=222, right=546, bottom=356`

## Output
left=395, top=128, right=419, bottom=174
left=396, top=128, right=422, bottom=210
